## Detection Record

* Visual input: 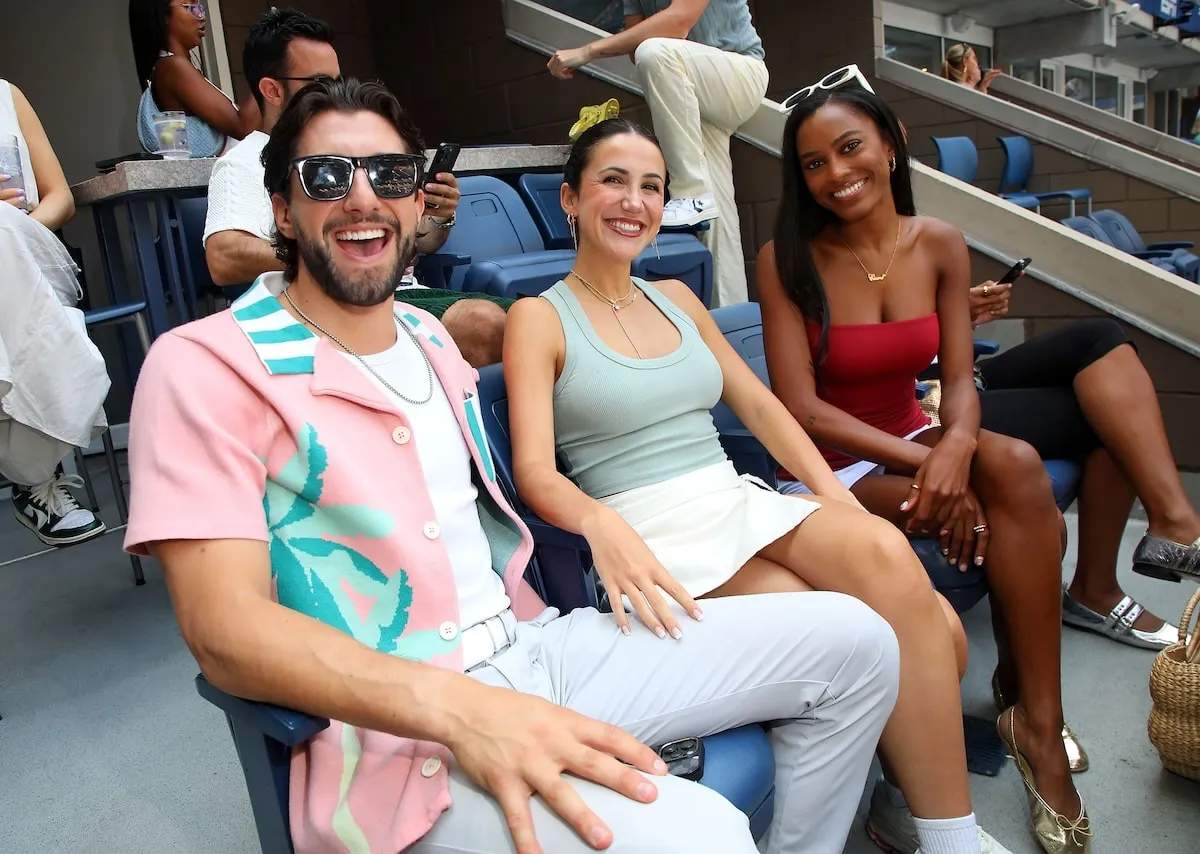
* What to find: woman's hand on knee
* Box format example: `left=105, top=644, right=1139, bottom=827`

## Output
left=583, top=508, right=703, bottom=639
left=901, top=436, right=975, bottom=534
left=940, top=488, right=989, bottom=571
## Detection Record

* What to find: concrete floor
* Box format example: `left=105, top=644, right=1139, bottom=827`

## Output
left=0, top=456, right=1197, bottom=853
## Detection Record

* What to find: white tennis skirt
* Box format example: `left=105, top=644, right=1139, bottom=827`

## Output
left=599, top=460, right=821, bottom=598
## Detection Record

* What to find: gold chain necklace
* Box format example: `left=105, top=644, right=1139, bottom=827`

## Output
left=840, top=219, right=903, bottom=282
left=570, top=270, right=643, bottom=358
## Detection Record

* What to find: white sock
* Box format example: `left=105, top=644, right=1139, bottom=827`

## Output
left=912, top=813, right=981, bottom=854
left=882, top=778, right=908, bottom=809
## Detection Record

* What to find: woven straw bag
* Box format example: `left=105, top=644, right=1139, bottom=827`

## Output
left=1147, top=587, right=1200, bottom=781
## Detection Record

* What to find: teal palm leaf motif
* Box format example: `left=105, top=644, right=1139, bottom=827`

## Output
left=265, top=424, right=419, bottom=653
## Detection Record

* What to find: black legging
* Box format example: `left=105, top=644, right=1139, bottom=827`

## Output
left=975, top=318, right=1132, bottom=460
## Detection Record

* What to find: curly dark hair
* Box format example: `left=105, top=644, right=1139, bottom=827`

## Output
left=243, top=7, right=336, bottom=112
left=261, top=77, right=426, bottom=281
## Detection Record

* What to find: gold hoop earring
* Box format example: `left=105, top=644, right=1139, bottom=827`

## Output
left=568, top=214, right=578, bottom=250
left=653, top=236, right=660, bottom=260
left=889, top=156, right=897, bottom=172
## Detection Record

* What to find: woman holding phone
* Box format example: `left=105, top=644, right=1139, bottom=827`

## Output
left=967, top=270, right=1200, bottom=651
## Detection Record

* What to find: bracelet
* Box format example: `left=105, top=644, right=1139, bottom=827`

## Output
left=426, top=212, right=456, bottom=229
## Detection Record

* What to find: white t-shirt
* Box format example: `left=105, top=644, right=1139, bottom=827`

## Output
left=202, top=130, right=272, bottom=247
left=343, top=327, right=510, bottom=632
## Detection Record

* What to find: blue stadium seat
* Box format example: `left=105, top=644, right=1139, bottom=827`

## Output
left=476, top=362, right=775, bottom=840
left=931, top=136, right=1040, bottom=212
left=997, top=136, right=1092, bottom=216
left=1089, top=209, right=1199, bottom=282
left=1061, top=215, right=1181, bottom=275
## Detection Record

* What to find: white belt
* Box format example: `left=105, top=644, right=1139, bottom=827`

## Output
left=462, top=609, right=518, bottom=672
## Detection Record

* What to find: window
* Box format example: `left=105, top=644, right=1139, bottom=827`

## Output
left=537, top=0, right=623, bottom=33
left=1042, top=66, right=1057, bottom=92
left=1011, top=61, right=1040, bottom=86
left=884, top=26, right=943, bottom=73
left=1064, top=66, right=1093, bottom=105
left=1133, top=81, right=1147, bottom=125
left=1094, top=72, right=1119, bottom=114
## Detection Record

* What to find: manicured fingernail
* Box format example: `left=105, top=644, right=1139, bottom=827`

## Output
left=975, top=556, right=984, bottom=566
left=900, top=501, right=909, bottom=511
left=589, top=827, right=607, bottom=846
left=691, top=608, right=704, bottom=621
left=940, top=530, right=949, bottom=537
left=637, top=781, right=655, bottom=799
left=946, top=556, right=955, bottom=565
left=653, top=758, right=668, bottom=773
left=620, top=624, right=630, bottom=636
left=941, top=548, right=949, bottom=555
left=654, top=626, right=667, bottom=638
left=670, top=626, right=683, bottom=640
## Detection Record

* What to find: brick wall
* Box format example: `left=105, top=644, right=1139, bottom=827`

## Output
left=878, top=79, right=1200, bottom=247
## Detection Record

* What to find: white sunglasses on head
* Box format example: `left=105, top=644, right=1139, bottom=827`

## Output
left=781, top=64, right=876, bottom=112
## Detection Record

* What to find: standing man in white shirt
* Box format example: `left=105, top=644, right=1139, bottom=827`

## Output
left=548, top=0, right=768, bottom=306
left=203, top=7, right=509, bottom=367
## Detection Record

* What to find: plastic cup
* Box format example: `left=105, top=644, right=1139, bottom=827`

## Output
left=0, top=133, right=27, bottom=209
left=152, top=111, right=190, bottom=159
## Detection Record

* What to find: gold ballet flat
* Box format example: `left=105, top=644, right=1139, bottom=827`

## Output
left=997, top=708, right=1093, bottom=854
left=992, top=670, right=1089, bottom=773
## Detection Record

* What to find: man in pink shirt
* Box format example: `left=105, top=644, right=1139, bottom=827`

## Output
left=126, top=77, right=899, bottom=854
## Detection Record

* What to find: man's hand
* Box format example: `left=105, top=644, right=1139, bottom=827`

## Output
left=968, top=280, right=1012, bottom=328
left=549, top=46, right=592, bottom=79
left=423, top=171, right=460, bottom=215
left=449, top=683, right=667, bottom=854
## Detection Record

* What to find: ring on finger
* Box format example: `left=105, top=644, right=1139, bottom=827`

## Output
left=910, top=483, right=920, bottom=490
left=982, top=284, right=991, bottom=296
left=972, top=524, right=988, bottom=533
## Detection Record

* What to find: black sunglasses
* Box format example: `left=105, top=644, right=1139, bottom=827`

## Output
left=274, top=74, right=343, bottom=85
left=290, top=154, right=426, bottom=202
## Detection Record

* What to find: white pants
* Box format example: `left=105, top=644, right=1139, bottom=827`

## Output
left=634, top=37, right=769, bottom=308
left=0, top=205, right=109, bottom=485
left=410, top=592, right=899, bottom=854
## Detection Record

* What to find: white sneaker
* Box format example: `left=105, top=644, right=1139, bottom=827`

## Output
left=11, top=473, right=106, bottom=546
left=661, top=193, right=718, bottom=228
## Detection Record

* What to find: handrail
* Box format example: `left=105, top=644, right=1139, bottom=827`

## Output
left=501, top=0, right=1200, bottom=355
left=875, top=57, right=1200, bottom=204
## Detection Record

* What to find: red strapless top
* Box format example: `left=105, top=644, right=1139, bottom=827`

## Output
left=781, top=314, right=939, bottom=477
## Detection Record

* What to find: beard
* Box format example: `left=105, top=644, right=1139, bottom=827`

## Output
left=294, top=215, right=417, bottom=308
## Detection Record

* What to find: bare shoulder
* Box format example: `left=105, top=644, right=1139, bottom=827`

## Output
left=757, top=239, right=776, bottom=267
left=911, top=215, right=965, bottom=251
left=506, top=294, right=566, bottom=350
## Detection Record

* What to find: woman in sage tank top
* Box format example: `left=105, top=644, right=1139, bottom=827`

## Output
left=505, top=119, right=1016, bottom=854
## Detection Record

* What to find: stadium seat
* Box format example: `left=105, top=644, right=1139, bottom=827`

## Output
left=997, top=136, right=1092, bottom=216
left=1090, top=209, right=1199, bottom=282
left=1061, top=215, right=1181, bottom=276
left=931, top=136, right=1040, bottom=212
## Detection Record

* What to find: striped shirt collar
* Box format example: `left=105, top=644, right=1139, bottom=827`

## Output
left=230, top=273, right=444, bottom=376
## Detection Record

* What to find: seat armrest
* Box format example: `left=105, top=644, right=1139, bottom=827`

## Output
left=1131, top=249, right=1175, bottom=260
left=973, top=339, right=1000, bottom=357
left=414, top=252, right=472, bottom=290
left=1146, top=241, right=1194, bottom=252
left=195, top=674, right=329, bottom=747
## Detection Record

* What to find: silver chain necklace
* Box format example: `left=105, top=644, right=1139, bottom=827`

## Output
left=281, top=286, right=434, bottom=405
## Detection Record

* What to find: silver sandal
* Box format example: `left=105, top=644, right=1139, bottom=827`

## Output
left=1061, top=586, right=1179, bottom=650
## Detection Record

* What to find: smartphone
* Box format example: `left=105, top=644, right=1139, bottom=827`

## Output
left=657, top=737, right=705, bottom=782
left=997, top=257, right=1032, bottom=285
left=423, top=143, right=461, bottom=209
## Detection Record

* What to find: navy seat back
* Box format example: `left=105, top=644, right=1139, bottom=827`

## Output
left=438, top=176, right=547, bottom=290
left=1090, top=209, right=1147, bottom=254
left=932, top=136, right=979, bottom=183
left=517, top=172, right=572, bottom=250
left=1061, top=215, right=1113, bottom=244
left=997, top=135, right=1035, bottom=194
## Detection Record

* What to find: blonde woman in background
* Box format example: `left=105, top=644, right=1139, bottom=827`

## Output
left=943, top=44, right=1001, bottom=95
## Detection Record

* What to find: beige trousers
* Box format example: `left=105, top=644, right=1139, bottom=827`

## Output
left=634, top=37, right=769, bottom=306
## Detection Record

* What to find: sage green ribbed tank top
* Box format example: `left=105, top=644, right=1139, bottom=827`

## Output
left=541, top=278, right=728, bottom=499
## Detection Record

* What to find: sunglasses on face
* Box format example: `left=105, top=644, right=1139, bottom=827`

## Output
left=781, top=64, right=876, bottom=112
left=274, top=74, right=343, bottom=86
left=290, top=154, right=426, bottom=202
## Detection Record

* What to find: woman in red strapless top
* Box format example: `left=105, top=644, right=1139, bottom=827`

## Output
left=758, top=85, right=1087, bottom=852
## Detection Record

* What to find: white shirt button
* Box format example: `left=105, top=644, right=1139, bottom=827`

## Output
left=421, top=757, right=442, bottom=777
left=392, top=425, right=411, bottom=445
left=423, top=521, right=440, bottom=539
left=439, top=621, right=458, bottom=640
